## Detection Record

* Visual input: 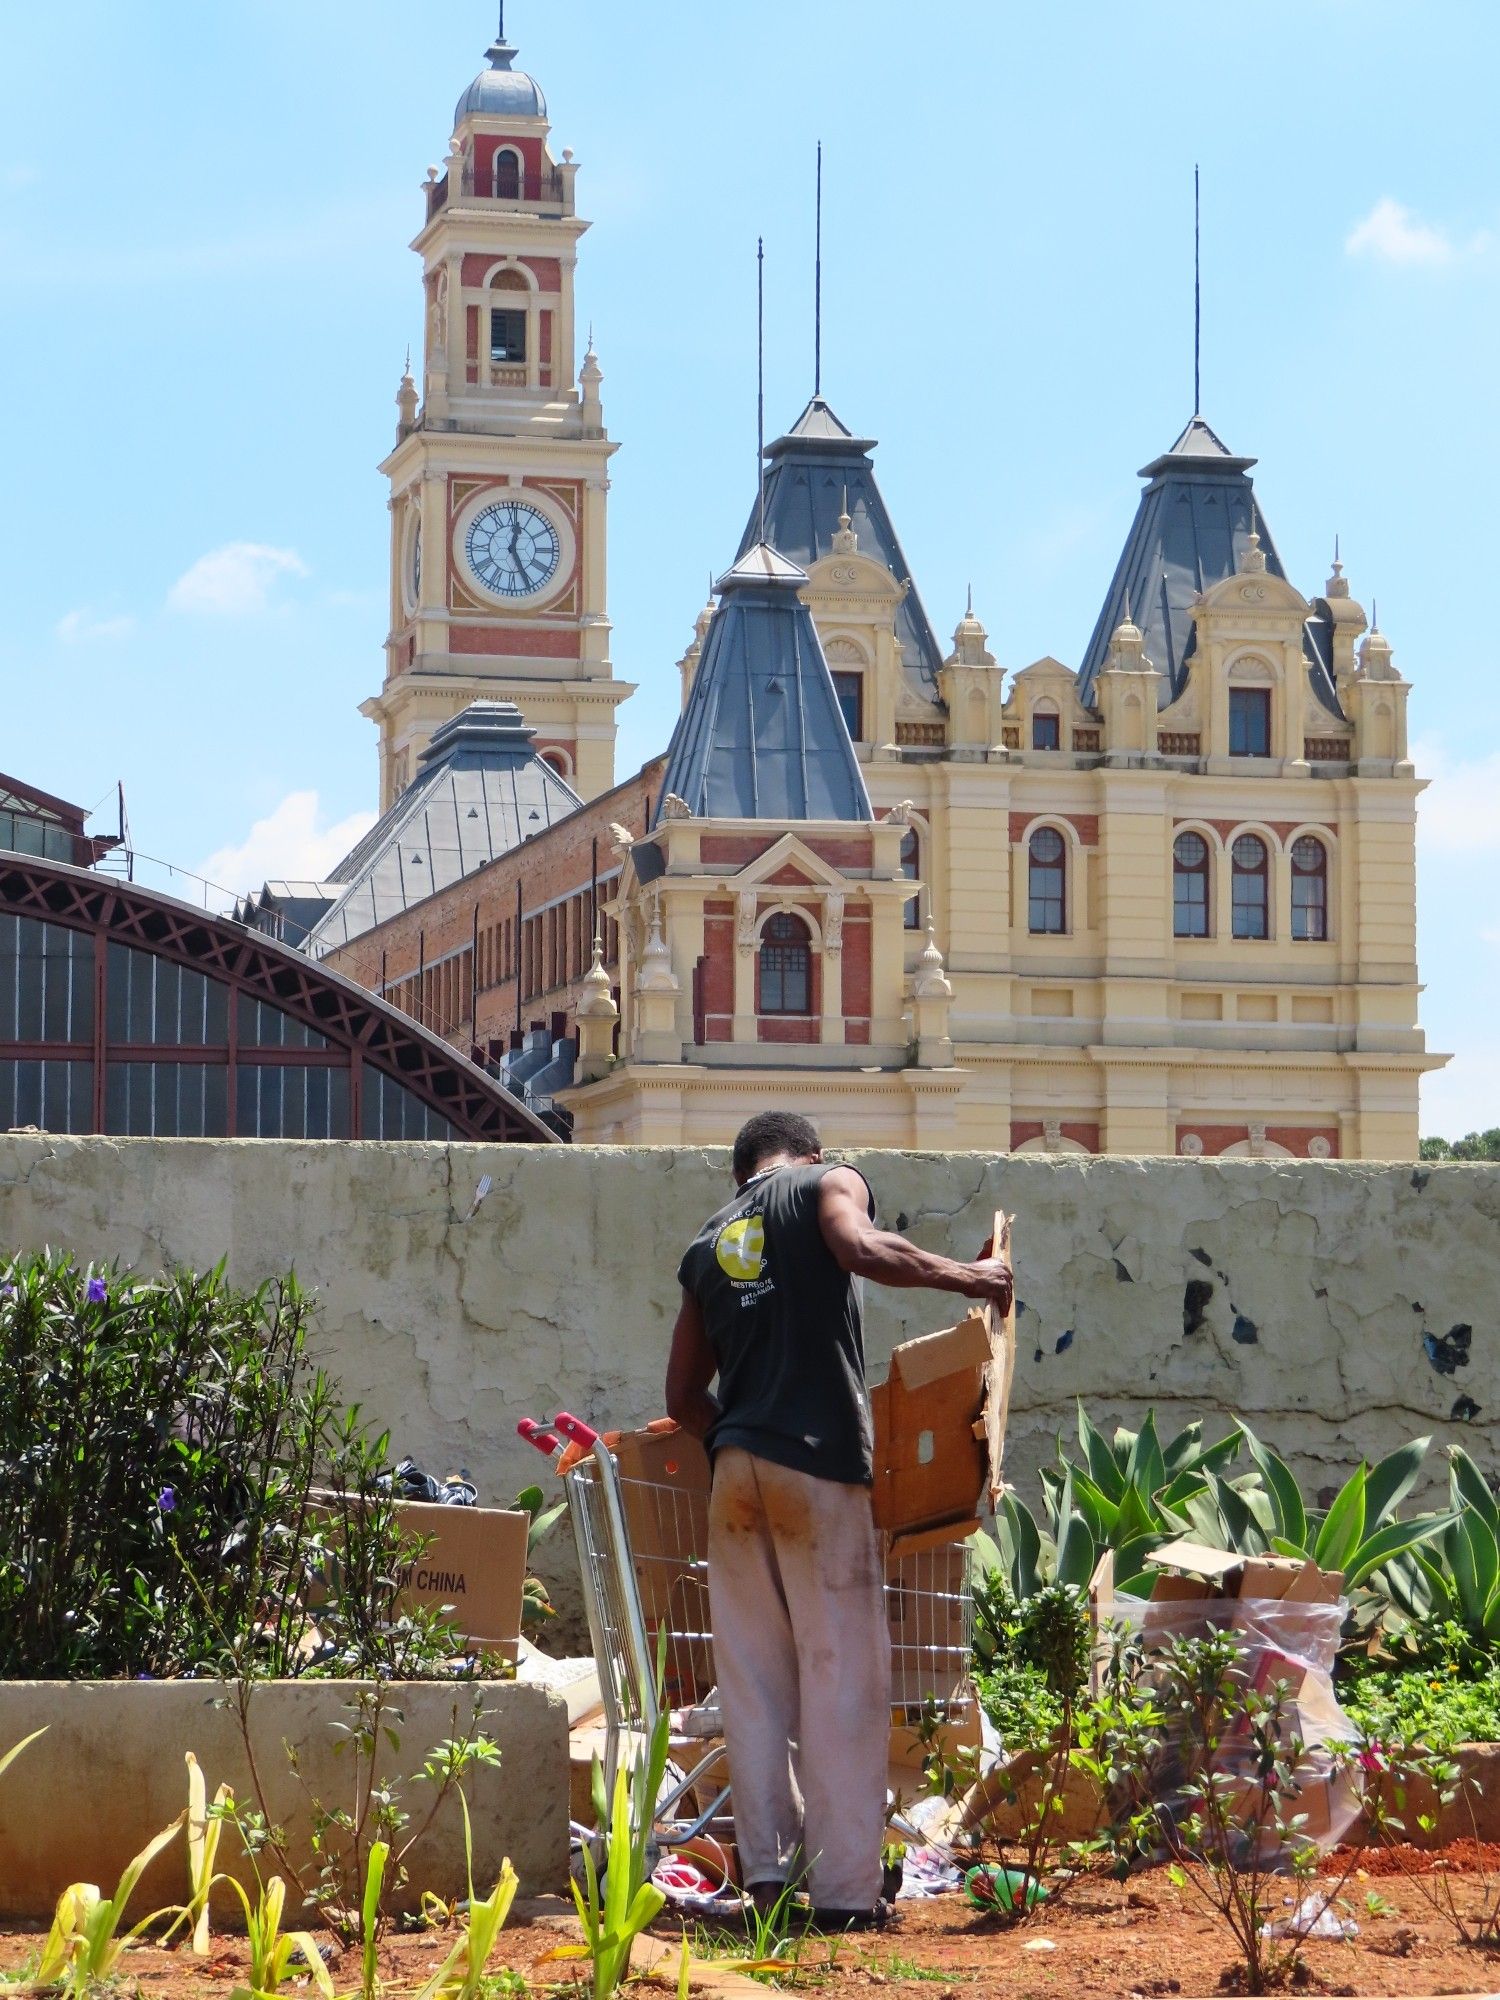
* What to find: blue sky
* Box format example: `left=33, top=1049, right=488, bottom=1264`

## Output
left=2, top=1, right=1496, bottom=1138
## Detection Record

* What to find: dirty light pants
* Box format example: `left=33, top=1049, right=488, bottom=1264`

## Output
left=707, top=1446, right=890, bottom=1912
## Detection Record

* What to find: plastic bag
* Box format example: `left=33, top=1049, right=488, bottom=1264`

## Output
left=1102, top=1595, right=1361, bottom=1858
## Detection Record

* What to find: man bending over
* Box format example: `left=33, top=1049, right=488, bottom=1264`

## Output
left=667, top=1111, right=1012, bottom=1930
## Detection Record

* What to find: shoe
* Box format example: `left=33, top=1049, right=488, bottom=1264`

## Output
left=808, top=1898, right=901, bottom=1933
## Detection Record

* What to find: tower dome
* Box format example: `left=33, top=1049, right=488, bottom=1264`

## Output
left=455, top=34, right=547, bottom=124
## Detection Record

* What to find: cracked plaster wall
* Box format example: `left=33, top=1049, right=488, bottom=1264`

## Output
left=2, top=1139, right=1497, bottom=1598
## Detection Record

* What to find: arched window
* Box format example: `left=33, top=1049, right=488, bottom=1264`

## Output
left=1032, top=702, right=1061, bottom=751
left=1028, top=827, right=1066, bottom=935
left=1173, top=831, right=1211, bottom=938
left=1291, top=835, right=1328, bottom=941
left=758, top=913, right=812, bottom=1015
left=831, top=671, right=863, bottom=741
left=492, top=148, right=521, bottom=199
left=900, top=827, right=921, bottom=930
left=1231, top=834, right=1269, bottom=940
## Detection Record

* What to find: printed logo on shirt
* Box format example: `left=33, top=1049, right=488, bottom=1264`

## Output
left=715, top=1214, right=766, bottom=1282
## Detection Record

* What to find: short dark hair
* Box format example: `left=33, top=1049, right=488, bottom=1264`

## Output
left=732, top=1110, right=822, bottom=1181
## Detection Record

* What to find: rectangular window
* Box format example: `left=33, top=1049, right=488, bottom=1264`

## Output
left=1175, top=875, right=1209, bottom=938
left=831, top=671, right=863, bottom=742
left=1032, top=712, right=1061, bottom=751
left=490, top=308, right=527, bottom=363
left=1232, top=874, right=1269, bottom=940
left=1229, top=688, right=1272, bottom=757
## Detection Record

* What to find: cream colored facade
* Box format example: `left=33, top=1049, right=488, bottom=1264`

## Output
left=349, top=35, right=1441, bottom=1161
left=563, top=526, right=1440, bottom=1159
left=363, top=39, right=629, bottom=810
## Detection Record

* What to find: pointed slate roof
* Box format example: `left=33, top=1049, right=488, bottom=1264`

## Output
left=1076, top=417, right=1340, bottom=716
left=306, top=702, right=581, bottom=954
left=652, top=544, right=872, bottom=827
left=737, top=396, right=944, bottom=696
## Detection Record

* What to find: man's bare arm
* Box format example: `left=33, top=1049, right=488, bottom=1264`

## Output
left=665, top=1288, right=722, bottom=1439
left=817, top=1166, right=1013, bottom=1310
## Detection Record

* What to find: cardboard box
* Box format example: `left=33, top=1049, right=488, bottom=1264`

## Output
left=394, top=1501, right=530, bottom=1658
left=870, top=1211, right=1015, bottom=1544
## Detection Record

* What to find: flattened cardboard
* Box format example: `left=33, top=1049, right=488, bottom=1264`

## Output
left=1144, top=1538, right=1246, bottom=1583
left=394, top=1501, right=529, bottom=1655
left=870, top=1210, right=1014, bottom=1538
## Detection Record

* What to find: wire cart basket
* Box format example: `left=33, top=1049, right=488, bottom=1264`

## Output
left=520, top=1412, right=977, bottom=1872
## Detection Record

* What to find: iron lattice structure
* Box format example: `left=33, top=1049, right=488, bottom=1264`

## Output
left=0, top=854, right=554, bottom=1143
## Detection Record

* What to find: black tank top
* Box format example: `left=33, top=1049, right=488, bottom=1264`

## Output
left=677, top=1161, right=874, bottom=1485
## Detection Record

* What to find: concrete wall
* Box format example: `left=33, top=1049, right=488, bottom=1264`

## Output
left=0, top=1679, right=568, bottom=1920
left=1, top=1138, right=1496, bottom=1557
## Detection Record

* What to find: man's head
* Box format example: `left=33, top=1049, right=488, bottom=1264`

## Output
left=731, top=1111, right=823, bottom=1186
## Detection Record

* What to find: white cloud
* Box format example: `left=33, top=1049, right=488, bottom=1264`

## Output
left=1345, top=197, right=1488, bottom=268
left=167, top=542, right=308, bottom=617
left=56, top=608, right=135, bottom=644
left=1413, top=738, right=1500, bottom=855
left=197, top=791, right=375, bottom=900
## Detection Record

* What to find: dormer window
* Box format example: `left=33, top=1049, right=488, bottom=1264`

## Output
left=758, top=913, right=812, bottom=1015
left=1229, top=687, right=1271, bottom=757
left=491, top=308, right=527, bottom=363
left=493, top=148, right=522, bottom=199
left=1032, top=707, right=1061, bottom=750
left=831, top=671, right=863, bottom=742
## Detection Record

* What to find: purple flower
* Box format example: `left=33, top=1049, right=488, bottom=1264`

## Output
left=0, top=1283, right=13, bottom=1299
left=158, top=1487, right=176, bottom=1514
left=85, top=1276, right=108, bottom=1304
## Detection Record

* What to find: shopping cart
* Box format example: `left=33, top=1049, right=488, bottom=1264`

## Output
left=519, top=1412, right=978, bottom=1879
left=520, top=1413, right=733, bottom=1869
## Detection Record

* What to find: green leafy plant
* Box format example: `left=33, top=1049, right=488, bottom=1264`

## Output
left=184, top=1750, right=234, bottom=1955
left=412, top=1797, right=519, bottom=2000
left=1148, top=1630, right=1365, bottom=1994
left=34, top=1814, right=187, bottom=1998
left=512, top=1482, right=567, bottom=1630
left=230, top=1870, right=335, bottom=2000
left=0, top=1250, right=474, bottom=1684
left=222, top=1677, right=500, bottom=1945
left=1362, top=1736, right=1500, bottom=1946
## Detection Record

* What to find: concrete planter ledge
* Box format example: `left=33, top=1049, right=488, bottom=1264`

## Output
left=0, top=1679, right=568, bottom=1923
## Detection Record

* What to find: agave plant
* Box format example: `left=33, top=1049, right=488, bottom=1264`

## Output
left=979, top=1409, right=1249, bottom=1599
left=1381, top=1444, right=1500, bottom=1645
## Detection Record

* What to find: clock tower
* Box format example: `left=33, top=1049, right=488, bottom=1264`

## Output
left=364, top=21, right=629, bottom=809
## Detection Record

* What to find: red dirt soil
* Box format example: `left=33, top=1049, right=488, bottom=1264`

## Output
left=6, top=1859, right=1500, bottom=1998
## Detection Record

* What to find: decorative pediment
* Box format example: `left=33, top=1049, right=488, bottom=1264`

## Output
left=1197, top=568, right=1309, bottom=618
left=1011, top=655, right=1075, bottom=685
left=717, top=829, right=860, bottom=891
left=801, top=546, right=907, bottom=607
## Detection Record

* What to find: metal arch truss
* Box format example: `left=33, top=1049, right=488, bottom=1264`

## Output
left=0, top=854, right=555, bottom=1144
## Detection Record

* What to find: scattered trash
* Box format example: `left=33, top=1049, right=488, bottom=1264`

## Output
left=1259, top=1891, right=1358, bottom=1941
left=895, top=1847, right=964, bottom=1900
left=380, top=1457, right=478, bottom=1505
left=964, top=1864, right=1047, bottom=1915
left=463, top=1173, right=493, bottom=1222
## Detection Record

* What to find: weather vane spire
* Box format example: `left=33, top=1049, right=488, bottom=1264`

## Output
left=814, top=142, right=823, bottom=398
left=1200, top=168, right=1208, bottom=422
left=757, top=236, right=767, bottom=546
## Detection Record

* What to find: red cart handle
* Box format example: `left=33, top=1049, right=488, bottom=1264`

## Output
left=517, top=1418, right=562, bottom=1455
left=554, top=1410, right=600, bottom=1449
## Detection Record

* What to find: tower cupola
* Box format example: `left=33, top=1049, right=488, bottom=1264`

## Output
left=455, top=31, right=547, bottom=127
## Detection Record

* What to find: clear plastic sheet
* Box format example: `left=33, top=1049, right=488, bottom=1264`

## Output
left=1103, top=1595, right=1361, bottom=1858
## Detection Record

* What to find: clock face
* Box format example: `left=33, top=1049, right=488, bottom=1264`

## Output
left=464, top=499, right=561, bottom=600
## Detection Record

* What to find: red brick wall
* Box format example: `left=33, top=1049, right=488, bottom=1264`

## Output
left=1010, top=1121, right=1100, bottom=1153
left=841, top=914, right=872, bottom=1029
left=325, top=758, right=668, bottom=1050
left=449, top=625, right=582, bottom=658
left=1009, top=812, right=1099, bottom=847
left=1174, top=1124, right=1340, bottom=1159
